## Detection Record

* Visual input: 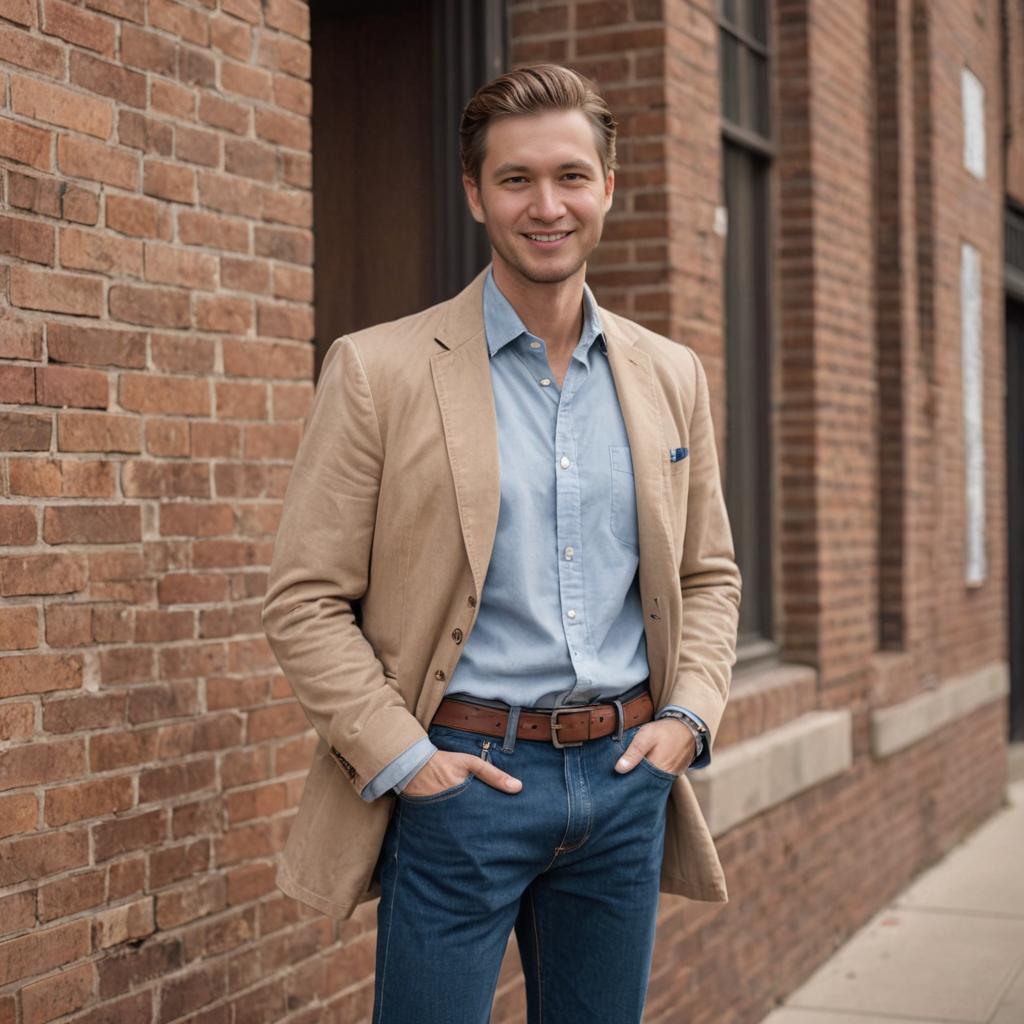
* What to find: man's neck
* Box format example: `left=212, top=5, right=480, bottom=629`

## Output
left=492, top=262, right=587, bottom=358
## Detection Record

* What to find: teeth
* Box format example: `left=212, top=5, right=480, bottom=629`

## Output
left=527, top=233, right=568, bottom=241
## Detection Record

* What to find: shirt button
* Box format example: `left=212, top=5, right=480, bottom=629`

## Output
left=567, top=609, right=576, bottom=619
left=559, top=455, right=570, bottom=469
left=530, top=341, right=541, bottom=349
left=540, top=378, right=551, bottom=387
left=564, top=546, right=574, bottom=559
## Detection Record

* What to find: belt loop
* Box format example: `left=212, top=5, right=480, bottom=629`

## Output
left=611, top=698, right=625, bottom=744
left=502, top=706, right=521, bottom=753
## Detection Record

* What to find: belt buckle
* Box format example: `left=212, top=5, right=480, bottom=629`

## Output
left=550, top=707, right=585, bottom=749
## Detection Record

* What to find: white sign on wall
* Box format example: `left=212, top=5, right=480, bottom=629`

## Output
left=961, top=67, right=986, bottom=180
left=960, top=242, right=986, bottom=586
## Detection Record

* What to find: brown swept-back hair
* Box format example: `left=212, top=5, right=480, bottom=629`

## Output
left=459, top=63, right=618, bottom=182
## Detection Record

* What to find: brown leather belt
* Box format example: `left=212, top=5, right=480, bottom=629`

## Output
left=431, top=690, right=654, bottom=748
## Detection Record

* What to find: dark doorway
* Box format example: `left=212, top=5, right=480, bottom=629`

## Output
left=310, top=0, right=505, bottom=376
left=1008, top=293, right=1023, bottom=741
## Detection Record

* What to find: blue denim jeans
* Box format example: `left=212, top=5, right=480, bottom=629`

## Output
left=371, top=695, right=676, bottom=1024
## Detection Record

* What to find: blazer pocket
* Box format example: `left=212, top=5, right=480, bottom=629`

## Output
left=668, top=446, right=690, bottom=473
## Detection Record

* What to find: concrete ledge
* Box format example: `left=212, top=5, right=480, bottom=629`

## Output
left=871, top=661, right=1009, bottom=759
left=690, top=710, right=852, bottom=837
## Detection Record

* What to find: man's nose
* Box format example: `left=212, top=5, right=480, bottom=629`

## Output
left=529, top=183, right=565, bottom=222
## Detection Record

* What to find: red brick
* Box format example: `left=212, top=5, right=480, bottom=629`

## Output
left=63, top=185, right=100, bottom=225
left=120, top=22, right=177, bottom=76
left=9, top=457, right=116, bottom=497
left=59, top=225, right=143, bottom=277
left=46, top=776, right=134, bottom=827
left=0, top=828, right=89, bottom=889
left=222, top=256, right=270, bottom=294
left=0, top=410, right=53, bottom=450
left=151, top=333, right=216, bottom=373
left=121, top=460, right=210, bottom=497
left=150, top=0, right=208, bottom=44
left=272, top=72, right=311, bottom=116
left=196, top=170, right=264, bottom=217
left=254, top=106, right=309, bottom=150
left=0, top=606, right=38, bottom=651
left=0, top=738, right=86, bottom=790
left=41, top=692, right=125, bottom=734
left=56, top=412, right=141, bottom=454
left=93, top=896, right=154, bottom=950
left=160, top=503, right=235, bottom=537
left=37, top=870, right=105, bottom=923
left=260, top=188, right=311, bottom=229
left=7, top=173, right=59, bottom=219
left=256, top=301, right=313, bottom=340
left=158, top=573, right=228, bottom=605
left=224, top=137, right=275, bottom=181
left=43, top=505, right=141, bottom=544
left=0, top=701, right=35, bottom=743
left=150, top=78, right=194, bottom=119
left=270, top=381, right=311, bottom=419
left=279, top=149, right=310, bottom=188
left=178, top=45, right=215, bottom=87
left=174, top=123, right=220, bottom=166
left=42, top=0, right=116, bottom=55
left=20, top=962, right=93, bottom=1022
left=256, top=32, right=310, bottom=78
left=10, top=265, right=103, bottom=316
left=58, top=134, right=139, bottom=189
left=69, top=50, right=146, bottom=108
left=198, top=91, right=250, bottom=134
left=220, top=60, right=271, bottom=101
left=0, top=314, right=43, bottom=360
left=108, top=284, right=190, bottom=328
left=105, top=194, right=173, bottom=241
left=0, top=23, right=64, bottom=77
left=0, top=652, right=82, bottom=698
left=133, top=611, right=194, bottom=645
left=140, top=758, right=215, bottom=803
left=0, top=792, right=37, bottom=839
left=253, top=225, right=311, bottom=264
left=143, top=158, right=196, bottom=203
left=86, top=0, right=145, bottom=21
left=0, top=0, right=36, bottom=26
left=264, top=0, right=308, bottom=39
left=0, top=919, right=89, bottom=987
left=178, top=210, right=249, bottom=252
left=117, top=109, right=174, bottom=155
left=119, top=372, right=210, bottom=415
left=10, top=73, right=113, bottom=139
left=191, top=421, right=239, bottom=458
left=34, top=364, right=110, bottom=409
left=221, top=0, right=259, bottom=23
left=0, top=117, right=52, bottom=171
left=0, top=553, right=86, bottom=597
left=93, top=809, right=164, bottom=862
left=195, top=295, right=252, bottom=333
left=89, top=728, right=159, bottom=772
left=222, top=338, right=311, bottom=380
left=210, top=15, right=251, bottom=60
left=144, top=417, right=191, bottom=457
left=0, top=506, right=36, bottom=547
left=144, top=243, right=217, bottom=289
left=0, top=365, right=35, bottom=403
left=0, top=213, right=54, bottom=265
left=48, top=322, right=147, bottom=368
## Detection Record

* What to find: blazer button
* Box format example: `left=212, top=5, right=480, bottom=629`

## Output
left=451, top=628, right=463, bottom=644
left=467, top=595, right=476, bottom=607
left=435, top=669, right=446, bottom=681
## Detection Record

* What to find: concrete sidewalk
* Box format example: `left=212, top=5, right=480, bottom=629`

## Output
left=762, top=771, right=1024, bottom=1024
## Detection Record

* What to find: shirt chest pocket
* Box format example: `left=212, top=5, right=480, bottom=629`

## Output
left=609, top=445, right=639, bottom=550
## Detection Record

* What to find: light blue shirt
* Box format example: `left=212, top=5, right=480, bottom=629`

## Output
left=360, top=271, right=709, bottom=800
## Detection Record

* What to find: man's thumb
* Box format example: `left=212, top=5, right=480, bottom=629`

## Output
left=615, top=740, right=646, bottom=773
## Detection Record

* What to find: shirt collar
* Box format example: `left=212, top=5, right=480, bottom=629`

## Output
left=483, top=267, right=607, bottom=359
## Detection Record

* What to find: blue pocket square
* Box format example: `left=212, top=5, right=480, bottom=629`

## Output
left=669, top=447, right=688, bottom=462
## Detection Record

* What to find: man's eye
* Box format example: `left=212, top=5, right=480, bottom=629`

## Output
left=503, top=176, right=527, bottom=185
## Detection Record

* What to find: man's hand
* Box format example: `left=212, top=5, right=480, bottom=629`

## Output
left=615, top=719, right=695, bottom=776
left=403, top=750, right=523, bottom=797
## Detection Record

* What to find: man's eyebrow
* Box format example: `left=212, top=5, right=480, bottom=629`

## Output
left=491, top=160, right=598, bottom=179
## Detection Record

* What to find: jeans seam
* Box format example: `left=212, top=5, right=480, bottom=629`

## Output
left=529, top=888, right=544, bottom=1024
left=374, top=808, right=402, bottom=1024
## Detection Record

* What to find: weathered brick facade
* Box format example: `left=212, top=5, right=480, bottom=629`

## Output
left=0, top=1, right=1015, bottom=1022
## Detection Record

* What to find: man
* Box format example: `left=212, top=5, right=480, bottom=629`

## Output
left=262, top=64, right=741, bottom=1024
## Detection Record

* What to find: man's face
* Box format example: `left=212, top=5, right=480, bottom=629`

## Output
left=463, top=109, right=615, bottom=289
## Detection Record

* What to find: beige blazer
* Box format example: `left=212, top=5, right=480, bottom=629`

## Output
left=262, top=269, right=742, bottom=920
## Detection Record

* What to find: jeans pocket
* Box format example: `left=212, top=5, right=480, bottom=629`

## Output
left=397, top=774, right=475, bottom=804
left=613, top=724, right=679, bottom=782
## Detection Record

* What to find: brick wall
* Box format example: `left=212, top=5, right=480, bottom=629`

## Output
left=0, top=1, right=1013, bottom=1023
left=1, top=0, right=318, bottom=1020
left=1007, top=0, right=1024, bottom=205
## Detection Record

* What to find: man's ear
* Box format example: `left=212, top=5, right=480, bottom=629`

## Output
left=463, top=174, right=486, bottom=225
left=603, top=169, right=615, bottom=213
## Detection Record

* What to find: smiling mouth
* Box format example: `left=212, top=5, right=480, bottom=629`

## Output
left=524, top=231, right=572, bottom=242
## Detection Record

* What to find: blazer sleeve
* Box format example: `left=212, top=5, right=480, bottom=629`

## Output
left=665, top=348, right=743, bottom=742
left=261, top=335, right=429, bottom=793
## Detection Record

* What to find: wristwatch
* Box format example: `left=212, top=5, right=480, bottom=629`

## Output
left=657, top=710, right=707, bottom=765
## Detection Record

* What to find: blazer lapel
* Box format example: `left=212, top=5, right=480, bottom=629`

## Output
left=430, top=270, right=502, bottom=597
